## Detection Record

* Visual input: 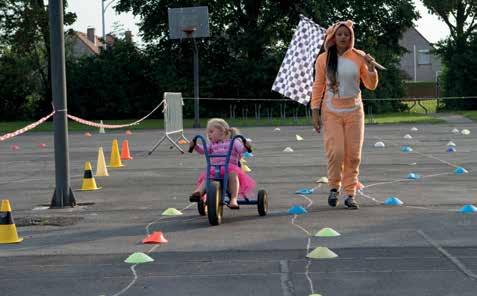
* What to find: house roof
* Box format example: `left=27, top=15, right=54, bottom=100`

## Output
left=74, top=31, right=103, bottom=55
left=410, top=26, right=434, bottom=46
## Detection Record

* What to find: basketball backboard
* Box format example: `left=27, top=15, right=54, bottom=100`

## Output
left=168, top=6, right=210, bottom=39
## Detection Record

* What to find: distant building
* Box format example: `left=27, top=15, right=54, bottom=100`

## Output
left=69, top=27, right=104, bottom=57
left=399, top=27, right=443, bottom=97
left=399, top=27, right=442, bottom=82
left=68, top=28, right=133, bottom=58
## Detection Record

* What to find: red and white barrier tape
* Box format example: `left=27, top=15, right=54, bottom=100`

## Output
left=0, top=111, right=55, bottom=142
left=0, top=99, right=166, bottom=141
left=67, top=99, right=165, bottom=129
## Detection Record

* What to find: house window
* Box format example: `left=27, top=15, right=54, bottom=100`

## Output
left=418, top=49, right=430, bottom=65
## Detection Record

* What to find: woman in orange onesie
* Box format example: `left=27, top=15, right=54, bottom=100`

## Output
left=311, top=20, right=379, bottom=209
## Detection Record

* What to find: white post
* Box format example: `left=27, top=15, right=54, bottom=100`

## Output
left=413, top=45, right=417, bottom=82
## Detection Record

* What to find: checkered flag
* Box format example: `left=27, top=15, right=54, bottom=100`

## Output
left=272, top=15, right=326, bottom=105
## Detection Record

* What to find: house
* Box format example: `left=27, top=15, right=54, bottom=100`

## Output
left=69, top=27, right=104, bottom=57
left=398, top=27, right=443, bottom=97
left=68, top=28, right=134, bottom=58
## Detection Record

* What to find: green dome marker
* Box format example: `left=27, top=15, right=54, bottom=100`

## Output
left=306, top=246, right=338, bottom=259
left=315, top=227, right=340, bottom=237
left=124, top=252, right=154, bottom=264
left=161, top=208, right=183, bottom=216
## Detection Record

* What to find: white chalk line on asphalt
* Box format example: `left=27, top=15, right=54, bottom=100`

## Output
left=360, top=133, right=472, bottom=212
left=295, top=131, right=474, bottom=294
left=111, top=265, right=137, bottom=296
left=417, top=230, right=477, bottom=280
left=109, top=203, right=195, bottom=296
left=290, top=185, right=321, bottom=296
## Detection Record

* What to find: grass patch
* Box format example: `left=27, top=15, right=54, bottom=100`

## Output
left=0, top=112, right=446, bottom=134
left=459, top=111, right=477, bottom=122
left=404, top=99, right=438, bottom=113
left=368, top=112, right=444, bottom=124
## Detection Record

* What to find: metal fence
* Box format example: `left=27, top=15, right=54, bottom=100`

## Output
left=182, top=96, right=476, bottom=123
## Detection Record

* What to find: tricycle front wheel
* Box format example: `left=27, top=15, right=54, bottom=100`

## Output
left=207, top=181, right=223, bottom=225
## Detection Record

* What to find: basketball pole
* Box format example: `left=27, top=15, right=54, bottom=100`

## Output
left=183, top=28, right=200, bottom=128
left=192, top=36, right=200, bottom=128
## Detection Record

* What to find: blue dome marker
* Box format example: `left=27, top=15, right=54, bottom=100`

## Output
left=447, top=147, right=456, bottom=153
left=454, top=167, right=468, bottom=175
left=295, top=188, right=315, bottom=195
left=384, top=196, right=403, bottom=206
left=407, top=173, right=420, bottom=180
left=459, top=204, right=477, bottom=213
left=401, top=145, right=413, bottom=152
left=288, top=205, right=308, bottom=215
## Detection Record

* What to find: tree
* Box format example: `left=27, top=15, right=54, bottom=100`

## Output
left=66, top=37, right=161, bottom=119
left=0, top=0, right=76, bottom=118
left=115, top=0, right=418, bottom=115
left=422, top=0, right=477, bottom=110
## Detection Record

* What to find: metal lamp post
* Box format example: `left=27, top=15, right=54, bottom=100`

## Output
left=101, top=0, right=116, bottom=48
left=48, top=0, right=75, bottom=208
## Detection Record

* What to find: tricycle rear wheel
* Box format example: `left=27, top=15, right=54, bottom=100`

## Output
left=197, top=196, right=207, bottom=216
left=257, top=189, right=268, bottom=216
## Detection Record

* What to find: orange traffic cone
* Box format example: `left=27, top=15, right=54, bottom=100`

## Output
left=121, top=140, right=133, bottom=160
left=178, top=138, right=188, bottom=145
left=0, top=200, right=23, bottom=244
left=142, top=231, right=168, bottom=244
left=81, top=161, right=101, bottom=190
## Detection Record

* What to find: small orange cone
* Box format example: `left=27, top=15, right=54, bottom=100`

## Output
left=0, top=200, right=23, bottom=244
left=81, top=161, right=101, bottom=190
left=178, top=139, right=188, bottom=145
left=142, top=231, right=168, bottom=244
left=121, top=140, right=133, bottom=160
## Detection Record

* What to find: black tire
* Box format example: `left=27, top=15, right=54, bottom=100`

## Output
left=197, top=197, right=207, bottom=216
left=207, top=181, right=223, bottom=225
left=257, top=189, right=268, bottom=216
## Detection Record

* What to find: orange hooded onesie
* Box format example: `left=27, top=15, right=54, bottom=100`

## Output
left=311, top=20, right=378, bottom=197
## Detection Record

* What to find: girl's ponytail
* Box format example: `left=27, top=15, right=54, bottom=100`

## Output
left=229, top=127, right=240, bottom=138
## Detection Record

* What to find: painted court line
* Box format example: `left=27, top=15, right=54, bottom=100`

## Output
left=417, top=230, right=477, bottom=281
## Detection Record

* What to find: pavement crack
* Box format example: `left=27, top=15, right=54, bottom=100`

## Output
left=280, top=259, right=296, bottom=296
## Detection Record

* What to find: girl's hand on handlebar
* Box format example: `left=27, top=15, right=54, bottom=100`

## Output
left=188, top=141, right=196, bottom=153
left=244, top=141, right=252, bottom=152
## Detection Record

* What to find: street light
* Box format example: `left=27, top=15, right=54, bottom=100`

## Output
left=101, top=0, right=116, bottom=48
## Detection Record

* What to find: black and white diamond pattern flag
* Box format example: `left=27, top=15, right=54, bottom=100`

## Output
left=272, top=15, right=325, bottom=105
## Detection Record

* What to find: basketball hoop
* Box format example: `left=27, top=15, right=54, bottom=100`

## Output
left=182, top=26, right=197, bottom=37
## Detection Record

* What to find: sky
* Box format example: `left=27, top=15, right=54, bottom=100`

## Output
left=67, top=0, right=450, bottom=44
